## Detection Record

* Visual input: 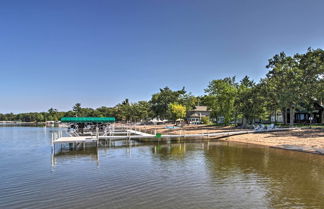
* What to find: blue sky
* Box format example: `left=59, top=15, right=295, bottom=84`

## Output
left=0, top=0, right=323, bottom=113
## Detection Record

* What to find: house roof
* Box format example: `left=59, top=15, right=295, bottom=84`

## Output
left=192, top=106, right=208, bottom=111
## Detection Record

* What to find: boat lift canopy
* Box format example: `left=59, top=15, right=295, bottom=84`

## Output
left=60, top=117, right=116, bottom=123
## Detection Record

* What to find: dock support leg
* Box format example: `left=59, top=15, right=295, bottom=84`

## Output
left=51, top=143, right=55, bottom=155
left=51, top=133, right=55, bottom=154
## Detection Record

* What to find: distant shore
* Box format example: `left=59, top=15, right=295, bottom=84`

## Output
left=0, top=121, right=60, bottom=127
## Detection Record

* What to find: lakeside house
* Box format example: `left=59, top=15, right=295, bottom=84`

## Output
left=187, top=106, right=211, bottom=124
left=271, top=102, right=324, bottom=124
left=293, top=103, right=324, bottom=123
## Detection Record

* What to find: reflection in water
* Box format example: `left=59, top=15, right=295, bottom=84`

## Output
left=1, top=127, right=324, bottom=209
left=52, top=147, right=99, bottom=167
left=152, top=143, right=187, bottom=160
left=204, top=142, right=324, bottom=208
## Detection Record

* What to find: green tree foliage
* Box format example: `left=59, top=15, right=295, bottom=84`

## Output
left=265, top=52, right=301, bottom=126
left=114, top=100, right=152, bottom=122
left=297, top=48, right=324, bottom=106
left=205, top=77, right=237, bottom=125
left=150, top=87, right=186, bottom=119
left=131, top=101, right=152, bottom=122
left=264, top=48, right=324, bottom=126
left=96, top=106, right=115, bottom=117
left=201, top=116, right=211, bottom=125
left=114, top=99, right=131, bottom=121
left=72, top=103, right=82, bottom=117
left=48, top=108, right=58, bottom=121
left=236, top=76, right=268, bottom=127
left=179, top=93, right=198, bottom=111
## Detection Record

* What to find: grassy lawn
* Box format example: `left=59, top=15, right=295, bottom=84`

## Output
left=277, top=123, right=324, bottom=129
left=209, top=122, right=324, bottom=129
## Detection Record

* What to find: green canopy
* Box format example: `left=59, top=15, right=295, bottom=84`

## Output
left=60, top=117, right=115, bottom=123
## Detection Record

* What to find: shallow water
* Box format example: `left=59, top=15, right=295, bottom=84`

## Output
left=0, top=127, right=323, bottom=209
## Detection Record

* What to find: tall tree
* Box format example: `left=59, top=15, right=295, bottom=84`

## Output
left=205, top=77, right=237, bottom=125
left=131, top=101, right=152, bottom=122
left=236, top=76, right=267, bottom=127
left=179, top=93, right=198, bottom=112
left=265, top=49, right=324, bottom=126
left=265, top=52, right=303, bottom=126
left=48, top=108, right=58, bottom=121
left=72, top=103, right=82, bottom=117
left=297, top=48, right=324, bottom=107
left=150, top=87, right=186, bottom=120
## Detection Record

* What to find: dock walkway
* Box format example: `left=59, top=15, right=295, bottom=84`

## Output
left=127, top=129, right=154, bottom=136
left=53, top=136, right=97, bottom=144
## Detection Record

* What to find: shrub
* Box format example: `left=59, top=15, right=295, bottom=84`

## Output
left=201, top=116, right=211, bottom=124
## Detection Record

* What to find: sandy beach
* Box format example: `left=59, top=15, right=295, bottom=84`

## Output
left=221, top=128, right=324, bottom=154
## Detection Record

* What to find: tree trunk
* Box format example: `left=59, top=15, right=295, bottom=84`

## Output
left=234, top=113, right=238, bottom=126
left=282, top=108, right=287, bottom=125
left=289, top=105, right=294, bottom=127
left=242, top=118, right=247, bottom=128
left=274, top=109, right=277, bottom=123
left=321, top=110, right=324, bottom=124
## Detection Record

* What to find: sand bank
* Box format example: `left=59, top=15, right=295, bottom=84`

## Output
left=221, top=129, right=324, bottom=155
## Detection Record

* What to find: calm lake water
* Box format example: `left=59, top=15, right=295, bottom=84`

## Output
left=0, top=127, right=324, bottom=209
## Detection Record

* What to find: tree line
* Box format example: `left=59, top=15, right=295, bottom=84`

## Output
left=0, top=48, right=323, bottom=126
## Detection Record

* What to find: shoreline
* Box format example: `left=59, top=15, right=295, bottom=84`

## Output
left=3, top=123, right=324, bottom=156
left=219, top=128, right=324, bottom=155
left=134, top=124, right=324, bottom=155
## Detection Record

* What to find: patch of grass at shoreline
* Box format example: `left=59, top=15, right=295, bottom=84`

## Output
left=277, top=123, right=324, bottom=129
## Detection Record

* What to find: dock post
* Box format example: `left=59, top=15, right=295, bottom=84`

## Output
left=51, top=132, right=55, bottom=154
left=96, top=126, right=99, bottom=147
